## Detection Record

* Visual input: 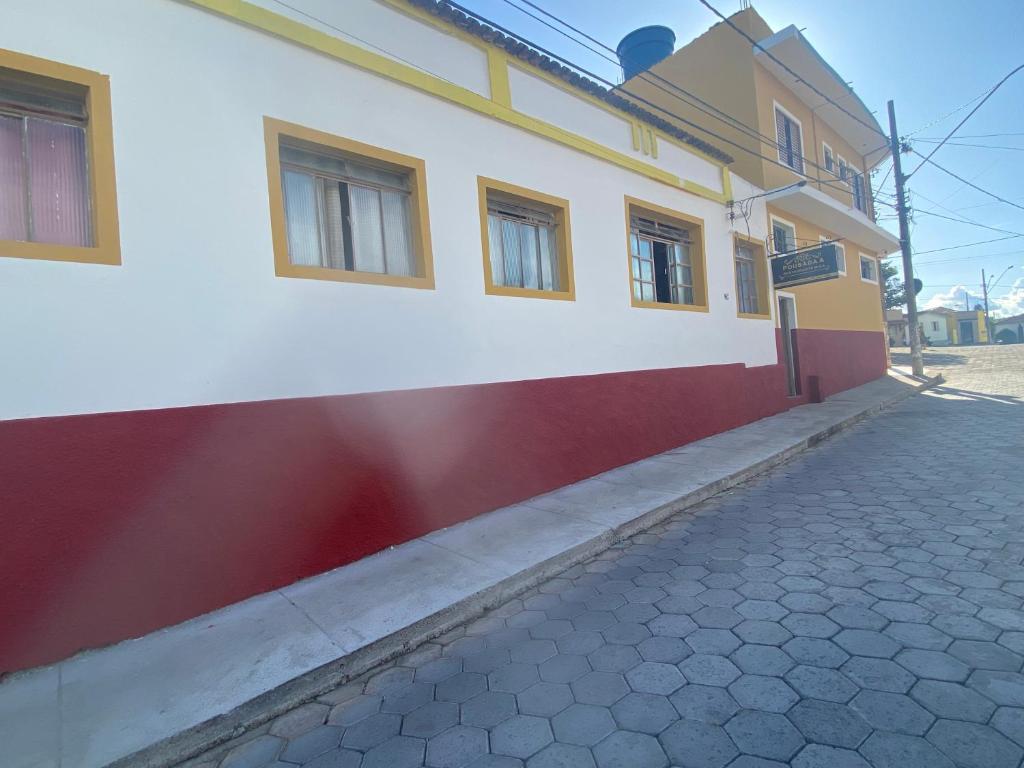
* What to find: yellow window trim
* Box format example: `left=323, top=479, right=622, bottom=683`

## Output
left=478, top=176, right=575, bottom=301
left=264, top=116, right=435, bottom=289
left=179, top=0, right=732, bottom=205
left=624, top=195, right=709, bottom=313
left=733, top=233, right=771, bottom=320
left=0, top=48, right=120, bottom=266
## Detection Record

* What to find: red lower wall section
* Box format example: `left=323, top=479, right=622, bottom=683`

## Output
left=1, top=330, right=886, bottom=672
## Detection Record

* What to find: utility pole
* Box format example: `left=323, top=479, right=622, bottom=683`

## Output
left=982, top=268, right=991, bottom=344
left=887, top=100, right=924, bottom=376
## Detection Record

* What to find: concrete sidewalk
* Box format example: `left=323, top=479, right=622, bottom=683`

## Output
left=2, top=370, right=938, bottom=768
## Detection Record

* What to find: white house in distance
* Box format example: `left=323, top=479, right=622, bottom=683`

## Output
left=0, top=0, right=891, bottom=674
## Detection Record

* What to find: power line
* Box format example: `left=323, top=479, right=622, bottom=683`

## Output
left=913, top=208, right=1024, bottom=238
left=904, top=90, right=989, bottom=137
left=910, top=148, right=1024, bottom=213
left=913, top=139, right=1024, bottom=152
left=907, top=63, right=1024, bottom=177
left=694, top=0, right=889, bottom=142
left=915, top=132, right=1024, bottom=140
left=497, top=0, right=859, bottom=190
left=441, top=0, right=863, bottom=194
left=913, top=235, right=1022, bottom=255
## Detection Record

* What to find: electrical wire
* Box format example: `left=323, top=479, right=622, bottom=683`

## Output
left=913, top=235, right=1022, bottom=255
left=913, top=140, right=1024, bottom=152
left=694, top=0, right=889, bottom=142
left=910, top=148, right=1024, bottom=214
left=913, top=209, right=1024, bottom=238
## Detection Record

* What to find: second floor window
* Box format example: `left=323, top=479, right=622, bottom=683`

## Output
left=772, top=219, right=796, bottom=254
left=823, top=144, right=834, bottom=174
left=775, top=106, right=803, bottom=174
left=852, top=172, right=867, bottom=213
left=280, top=142, right=418, bottom=276
left=1, top=67, right=91, bottom=247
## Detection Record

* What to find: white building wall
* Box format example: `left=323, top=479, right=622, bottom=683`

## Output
left=0, top=0, right=775, bottom=420
left=918, top=312, right=951, bottom=345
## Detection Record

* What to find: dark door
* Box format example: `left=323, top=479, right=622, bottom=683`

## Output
left=959, top=320, right=975, bottom=345
left=779, top=295, right=799, bottom=396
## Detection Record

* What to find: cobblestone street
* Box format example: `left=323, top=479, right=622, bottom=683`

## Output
left=195, top=346, right=1024, bottom=768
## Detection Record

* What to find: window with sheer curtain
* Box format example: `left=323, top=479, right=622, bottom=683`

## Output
left=0, top=67, right=92, bottom=247
left=279, top=142, right=417, bottom=276
left=735, top=241, right=761, bottom=315
left=486, top=198, right=560, bottom=292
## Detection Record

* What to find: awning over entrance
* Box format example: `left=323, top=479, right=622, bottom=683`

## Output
left=764, top=183, right=900, bottom=255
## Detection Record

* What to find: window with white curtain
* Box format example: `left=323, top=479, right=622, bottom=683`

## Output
left=0, top=67, right=92, bottom=247
left=279, top=142, right=416, bottom=276
left=630, top=214, right=696, bottom=306
left=735, top=241, right=761, bottom=315
left=486, top=197, right=560, bottom=292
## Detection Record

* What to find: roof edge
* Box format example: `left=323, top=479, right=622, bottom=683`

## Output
left=404, top=0, right=734, bottom=165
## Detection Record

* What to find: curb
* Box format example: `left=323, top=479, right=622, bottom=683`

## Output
left=118, top=372, right=944, bottom=768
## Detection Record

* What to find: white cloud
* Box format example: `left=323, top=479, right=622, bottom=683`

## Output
left=923, top=285, right=981, bottom=311
left=991, top=277, right=1024, bottom=318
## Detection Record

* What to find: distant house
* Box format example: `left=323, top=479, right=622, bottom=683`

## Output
left=886, top=309, right=908, bottom=346
left=918, top=308, right=957, bottom=346
left=993, top=313, right=1024, bottom=344
left=953, top=310, right=989, bottom=345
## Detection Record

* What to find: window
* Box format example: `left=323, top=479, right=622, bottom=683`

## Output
left=823, top=143, right=834, bottom=174
left=734, top=237, right=768, bottom=318
left=852, top=172, right=867, bottom=213
left=822, top=236, right=847, bottom=275
left=626, top=197, right=707, bottom=311
left=771, top=218, right=796, bottom=254
left=0, top=48, right=119, bottom=264
left=478, top=177, right=574, bottom=300
left=860, top=253, right=878, bottom=282
left=932, top=321, right=939, bottom=332
left=774, top=104, right=804, bottom=174
left=837, top=156, right=848, bottom=182
left=264, top=117, right=433, bottom=288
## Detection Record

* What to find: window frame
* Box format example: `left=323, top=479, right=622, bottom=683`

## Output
left=477, top=176, right=574, bottom=301
left=733, top=234, right=770, bottom=320
left=0, top=48, right=120, bottom=265
left=768, top=214, right=797, bottom=255
left=773, top=100, right=805, bottom=175
left=624, top=196, right=708, bottom=313
left=264, top=117, right=434, bottom=288
left=859, top=253, right=878, bottom=283
left=822, top=142, right=834, bottom=174
left=821, top=234, right=847, bottom=276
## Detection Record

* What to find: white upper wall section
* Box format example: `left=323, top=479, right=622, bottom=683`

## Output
left=0, top=0, right=771, bottom=420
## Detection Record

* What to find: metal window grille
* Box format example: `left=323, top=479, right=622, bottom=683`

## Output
left=0, top=68, right=92, bottom=246
left=279, top=143, right=416, bottom=276
left=630, top=215, right=695, bottom=305
left=735, top=243, right=760, bottom=314
left=823, top=145, right=834, bottom=173
left=860, top=256, right=876, bottom=280
left=771, top=221, right=795, bottom=254
left=486, top=199, right=559, bottom=291
left=852, top=173, right=866, bottom=212
left=774, top=108, right=803, bottom=174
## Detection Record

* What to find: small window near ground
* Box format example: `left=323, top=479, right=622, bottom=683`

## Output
left=734, top=238, right=768, bottom=317
left=479, top=178, right=573, bottom=299
left=0, top=50, right=120, bottom=264
left=774, top=106, right=804, bottom=174
left=860, top=254, right=878, bottom=282
left=627, top=198, right=706, bottom=311
left=265, top=118, right=433, bottom=288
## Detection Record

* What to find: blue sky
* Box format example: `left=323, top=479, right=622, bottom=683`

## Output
left=463, top=0, right=1024, bottom=317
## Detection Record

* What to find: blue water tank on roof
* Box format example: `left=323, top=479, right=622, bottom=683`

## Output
left=616, top=26, right=676, bottom=81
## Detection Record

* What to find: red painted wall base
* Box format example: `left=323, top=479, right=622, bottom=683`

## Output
left=0, top=330, right=886, bottom=672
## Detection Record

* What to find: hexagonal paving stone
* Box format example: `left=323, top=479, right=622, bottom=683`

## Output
left=910, top=679, right=995, bottom=722
left=490, top=715, right=553, bottom=760
left=840, top=656, right=915, bottom=693
left=516, top=683, right=572, bottom=718
left=490, top=664, right=541, bottom=694
left=404, top=701, right=461, bottom=737
left=827, top=605, right=888, bottom=631
left=727, top=675, right=799, bottom=713
left=685, top=628, right=743, bottom=656
left=724, top=709, right=805, bottom=762
left=611, top=692, right=677, bottom=734
left=220, top=735, right=284, bottom=768
left=551, top=703, right=616, bottom=746
left=734, top=620, right=793, bottom=646
left=833, top=630, right=901, bottom=659
left=782, top=613, right=841, bottom=639
left=859, top=731, right=954, bottom=768
left=538, top=654, right=591, bottom=684
left=731, top=644, right=794, bottom=676
left=637, top=635, right=691, bottom=664
left=792, top=744, right=872, bottom=768
left=625, top=662, right=685, bottom=695
left=947, top=639, right=1023, bottom=671
left=329, top=694, right=382, bottom=726
left=967, top=670, right=1024, bottom=706
left=660, top=720, right=737, bottom=768
left=785, top=665, right=858, bottom=702
left=850, top=690, right=934, bottom=736
left=382, top=682, right=435, bottom=715
left=426, top=725, right=489, bottom=768
left=787, top=699, right=870, bottom=749
left=527, top=743, right=596, bottom=768
left=602, top=622, right=652, bottom=645
left=571, top=671, right=630, bottom=706
left=926, top=719, right=1024, bottom=768
left=678, top=654, right=741, bottom=686
left=362, top=735, right=426, bottom=768
left=342, top=714, right=401, bottom=751
left=782, top=638, right=849, bottom=668
left=894, top=649, right=970, bottom=682
left=464, top=649, right=513, bottom=675
left=669, top=684, right=740, bottom=725
left=268, top=702, right=329, bottom=739
left=692, top=607, right=743, bottom=629
left=437, top=672, right=488, bottom=703
left=991, top=707, right=1024, bottom=748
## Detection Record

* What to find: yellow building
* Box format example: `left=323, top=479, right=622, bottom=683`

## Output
left=620, top=7, right=899, bottom=397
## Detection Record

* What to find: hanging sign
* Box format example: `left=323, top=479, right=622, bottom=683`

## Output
left=771, top=243, right=842, bottom=288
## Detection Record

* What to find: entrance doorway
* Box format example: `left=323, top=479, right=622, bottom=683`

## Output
left=778, top=294, right=799, bottom=396
left=959, top=320, right=975, bottom=345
